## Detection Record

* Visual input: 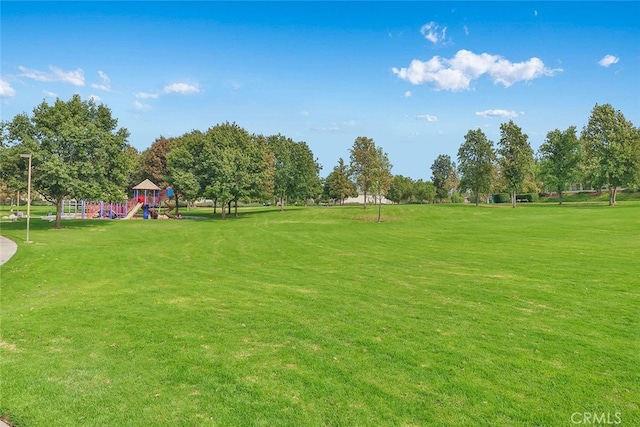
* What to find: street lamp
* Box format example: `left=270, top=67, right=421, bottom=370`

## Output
left=20, top=154, right=32, bottom=243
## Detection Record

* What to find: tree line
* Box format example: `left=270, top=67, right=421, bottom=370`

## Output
left=1, top=95, right=638, bottom=229
left=385, top=103, right=639, bottom=208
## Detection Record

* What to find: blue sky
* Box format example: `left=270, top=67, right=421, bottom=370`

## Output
left=2, top=1, right=639, bottom=179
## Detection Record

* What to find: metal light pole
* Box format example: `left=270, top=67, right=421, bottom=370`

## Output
left=20, top=154, right=32, bottom=243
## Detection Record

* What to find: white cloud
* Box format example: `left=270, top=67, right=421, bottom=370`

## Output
left=18, top=65, right=85, bottom=86
left=91, top=70, right=111, bottom=91
left=476, top=109, right=519, bottom=118
left=308, top=120, right=355, bottom=132
left=89, top=94, right=102, bottom=102
left=134, top=101, right=151, bottom=111
left=163, top=82, right=200, bottom=94
left=0, top=78, right=16, bottom=98
left=392, top=49, right=560, bottom=91
left=134, top=82, right=200, bottom=103
left=416, top=114, right=438, bottom=122
left=403, top=91, right=412, bottom=98
left=18, top=66, right=50, bottom=82
left=51, top=67, right=84, bottom=86
left=420, top=22, right=447, bottom=44
left=598, top=55, right=619, bottom=67
left=42, top=90, right=57, bottom=98
left=300, top=110, right=309, bottom=116
left=134, top=91, right=160, bottom=99
left=463, top=25, right=469, bottom=36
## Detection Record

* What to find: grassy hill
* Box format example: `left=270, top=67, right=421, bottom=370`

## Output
left=1, top=204, right=638, bottom=426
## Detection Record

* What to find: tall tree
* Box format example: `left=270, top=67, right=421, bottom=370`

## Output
left=268, top=135, right=321, bottom=211
left=349, top=136, right=377, bottom=208
left=0, top=95, right=132, bottom=228
left=325, top=157, right=356, bottom=204
left=538, top=127, right=582, bottom=205
left=166, top=130, right=206, bottom=214
left=413, top=179, right=436, bottom=204
left=370, top=146, right=393, bottom=222
left=497, top=120, right=534, bottom=208
left=290, top=141, right=322, bottom=205
left=387, top=175, right=414, bottom=204
left=581, top=103, right=640, bottom=206
left=269, top=134, right=295, bottom=210
left=206, top=122, right=262, bottom=218
left=430, top=154, right=459, bottom=203
left=138, top=136, right=173, bottom=188
left=248, top=134, right=275, bottom=205
left=457, top=129, right=496, bottom=206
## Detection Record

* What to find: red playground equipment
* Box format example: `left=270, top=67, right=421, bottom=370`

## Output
left=123, top=179, right=178, bottom=220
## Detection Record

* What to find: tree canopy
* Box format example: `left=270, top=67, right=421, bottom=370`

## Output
left=497, top=120, right=534, bottom=208
left=268, top=134, right=321, bottom=211
left=0, top=94, right=133, bottom=228
left=430, top=154, right=458, bottom=203
left=457, top=128, right=496, bottom=206
left=581, top=103, right=640, bottom=206
left=349, top=136, right=377, bottom=208
left=370, top=146, right=393, bottom=222
left=324, top=158, right=356, bottom=204
left=538, top=127, right=582, bottom=205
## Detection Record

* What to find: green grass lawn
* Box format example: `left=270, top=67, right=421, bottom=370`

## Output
left=1, top=204, right=639, bottom=426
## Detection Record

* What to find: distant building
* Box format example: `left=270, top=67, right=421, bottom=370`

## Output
left=343, top=192, right=393, bottom=205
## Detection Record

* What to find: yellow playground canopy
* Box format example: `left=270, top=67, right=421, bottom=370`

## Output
left=132, top=179, right=161, bottom=191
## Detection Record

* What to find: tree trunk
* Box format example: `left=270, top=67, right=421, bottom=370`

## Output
left=227, top=201, right=231, bottom=215
left=55, top=197, right=63, bottom=229
left=363, top=191, right=367, bottom=209
left=377, top=199, right=382, bottom=222
left=559, top=190, right=563, bottom=205
left=609, top=187, right=617, bottom=206
left=213, top=198, right=217, bottom=214
left=279, top=195, right=284, bottom=212
left=511, top=190, right=517, bottom=208
left=174, top=194, right=179, bottom=215
left=221, top=201, right=227, bottom=219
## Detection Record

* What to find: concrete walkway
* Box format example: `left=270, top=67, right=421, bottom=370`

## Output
left=0, top=235, right=18, bottom=266
left=0, top=236, right=17, bottom=427
left=0, top=236, right=18, bottom=427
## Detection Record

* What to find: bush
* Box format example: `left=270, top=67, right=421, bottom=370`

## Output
left=516, top=193, right=539, bottom=202
left=451, top=193, right=465, bottom=204
left=493, top=193, right=511, bottom=203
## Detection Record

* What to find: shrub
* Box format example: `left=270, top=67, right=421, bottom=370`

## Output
left=493, top=193, right=511, bottom=203
left=516, top=193, right=539, bottom=202
left=451, top=193, right=465, bottom=204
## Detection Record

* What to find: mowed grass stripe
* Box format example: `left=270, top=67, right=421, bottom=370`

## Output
left=1, top=204, right=638, bottom=426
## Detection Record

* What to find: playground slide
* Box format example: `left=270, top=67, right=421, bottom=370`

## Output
left=122, top=202, right=144, bottom=220
left=161, top=196, right=178, bottom=218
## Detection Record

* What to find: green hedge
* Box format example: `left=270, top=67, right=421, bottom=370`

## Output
left=515, top=193, right=539, bottom=202
left=493, top=193, right=511, bottom=203
left=493, top=193, right=539, bottom=203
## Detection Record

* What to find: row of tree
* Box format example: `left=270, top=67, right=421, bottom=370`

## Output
left=1, top=95, right=638, bottom=230
left=0, top=96, right=329, bottom=227
left=423, top=104, right=640, bottom=208
left=133, top=127, right=323, bottom=219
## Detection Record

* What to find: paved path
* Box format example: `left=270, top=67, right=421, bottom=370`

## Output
left=0, top=236, right=17, bottom=427
left=0, top=236, right=18, bottom=427
left=0, top=235, right=18, bottom=266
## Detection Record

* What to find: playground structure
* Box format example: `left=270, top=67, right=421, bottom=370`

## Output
left=49, top=179, right=179, bottom=221
left=60, top=200, right=128, bottom=219
left=126, top=179, right=179, bottom=220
